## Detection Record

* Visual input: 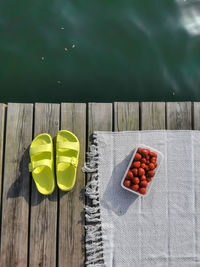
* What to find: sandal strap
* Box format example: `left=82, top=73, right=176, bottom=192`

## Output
left=29, top=159, right=52, bottom=172
left=30, top=144, right=52, bottom=157
left=57, top=141, right=79, bottom=152
left=57, top=156, right=78, bottom=168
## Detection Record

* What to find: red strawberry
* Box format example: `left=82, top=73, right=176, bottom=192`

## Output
left=132, top=161, right=141, bottom=168
left=151, top=157, right=157, bottom=163
left=132, top=168, right=138, bottom=176
left=139, top=187, right=146, bottom=195
left=126, top=170, right=134, bottom=179
left=150, top=151, right=157, bottom=158
left=141, top=158, right=146, bottom=163
left=147, top=170, right=155, bottom=177
left=144, top=165, right=149, bottom=171
left=124, top=180, right=131, bottom=187
left=149, top=163, right=155, bottom=170
left=140, top=175, right=146, bottom=181
left=131, top=184, right=139, bottom=191
left=138, top=168, right=145, bottom=176
left=137, top=147, right=143, bottom=154
left=140, top=180, right=148, bottom=188
left=141, top=163, right=146, bottom=169
left=147, top=177, right=152, bottom=182
left=134, top=153, right=142, bottom=161
left=141, top=149, right=149, bottom=157
left=132, top=177, right=140, bottom=184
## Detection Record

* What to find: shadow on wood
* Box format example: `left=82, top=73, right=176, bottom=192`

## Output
left=6, top=147, right=59, bottom=205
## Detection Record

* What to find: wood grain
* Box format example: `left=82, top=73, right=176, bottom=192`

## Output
left=29, top=103, right=60, bottom=267
left=87, top=103, right=112, bottom=265
left=88, top=103, right=113, bottom=139
left=58, top=103, right=86, bottom=267
left=0, top=104, right=6, bottom=210
left=141, top=102, right=165, bottom=130
left=193, top=102, right=200, bottom=130
left=114, top=102, right=139, bottom=131
left=166, top=102, right=192, bottom=129
left=0, top=103, right=33, bottom=267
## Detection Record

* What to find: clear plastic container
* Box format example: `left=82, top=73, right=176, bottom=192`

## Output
left=121, top=144, right=164, bottom=197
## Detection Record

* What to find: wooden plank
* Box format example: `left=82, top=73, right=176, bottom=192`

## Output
left=114, top=102, right=139, bottom=131
left=58, top=103, right=86, bottom=267
left=87, top=103, right=112, bottom=265
left=141, top=102, right=165, bottom=130
left=88, top=103, right=113, bottom=138
left=0, top=104, right=6, bottom=210
left=0, top=103, right=33, bottom=266
left=166, top=102, right=192, bottom=129
left=193, top=102, right=200, bottom=130
left=29, top=103, right=60, bottom=267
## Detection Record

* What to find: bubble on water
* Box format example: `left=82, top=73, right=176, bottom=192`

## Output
left=57, top=81, right=61, bottom=84
left=72, top=44, right=75, bottom=48
left=61, top=27, right=64, bottom=30
left=64, top=48, right=68, bottom=51
left=41, top=57, right=44, bottom=60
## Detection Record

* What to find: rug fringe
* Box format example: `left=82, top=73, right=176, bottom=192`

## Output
left=82, top=134, right=105, bottom=267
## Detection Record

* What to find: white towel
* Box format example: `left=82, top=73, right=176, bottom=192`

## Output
left=83, top=130, right=200, bottom=267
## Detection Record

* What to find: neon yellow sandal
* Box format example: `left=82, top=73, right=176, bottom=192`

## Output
left=29, top=133, right=55, bottom=195
left=56, top=130, right=80, bottom=191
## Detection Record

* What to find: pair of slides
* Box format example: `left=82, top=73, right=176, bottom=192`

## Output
left=29, top=130, right=79, bottom=195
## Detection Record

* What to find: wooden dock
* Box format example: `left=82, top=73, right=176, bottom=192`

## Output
left=0, top=102, right=199, bottom=267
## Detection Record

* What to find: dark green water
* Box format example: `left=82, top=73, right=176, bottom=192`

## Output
left=0, top=0, right=200, bottom=102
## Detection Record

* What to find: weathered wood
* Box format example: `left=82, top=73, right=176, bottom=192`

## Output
left=58, top=103, right=86, bottom=267
left=88, top=103, right=113, bottom=138
left=114, top=102, right=139, bottom=131
left=141, top=102, right=165, bottom=129
left=166, top=102, right=192, bottom=129
left=193, top=102, right=200, bottom=130
left=87, top=103, right=112, bottom=265
left=29, top=103, right=60, bottom=267
left=0, top=104, right=6, bottom=211
left=0, top=103, right=33, bottom=267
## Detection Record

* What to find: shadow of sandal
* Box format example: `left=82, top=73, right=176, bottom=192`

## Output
left=7, top=146, right=58, bottom=205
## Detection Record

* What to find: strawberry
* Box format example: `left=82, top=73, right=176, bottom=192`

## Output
left=131, top=184, right=139, bottom=191
left=126, top=170, right=134, bottom=179
left=151, top=157, right=157, bottom=163
left=132, top=168, right=138, bottom=176
left=139, top=187, right=146, bottom=195
left=140, top=175, right=146, bottom=181
left=144, top=165, right=149, bottom=171
left=141, top=158, right=146, bottom=163
left=124, top=180, right=131, bottom=187
left=132, top=177, right=140, bottom=184
left=138, top=168, right=145, bottom=176
left=137, top=147, right=143, bottom=154
left=140, top=180, right=148, bottom=188
left=141, top=163, right=146, bottom=169
left=147, top=177, right=152, bottom=182
left=134, top=153, right=142, bottom=161
left=147, top=170, right=155, bottom=177
left=150, top=151, right=157, bottom=158
left=132, top=161, right=141, bottom=168
left=149, top=163, right=155, bottom=170
left=141, top=149, right=149, bottom=157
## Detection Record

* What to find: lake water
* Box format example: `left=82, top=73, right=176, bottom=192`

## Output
left=0, top=0, right=200, bottom=102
